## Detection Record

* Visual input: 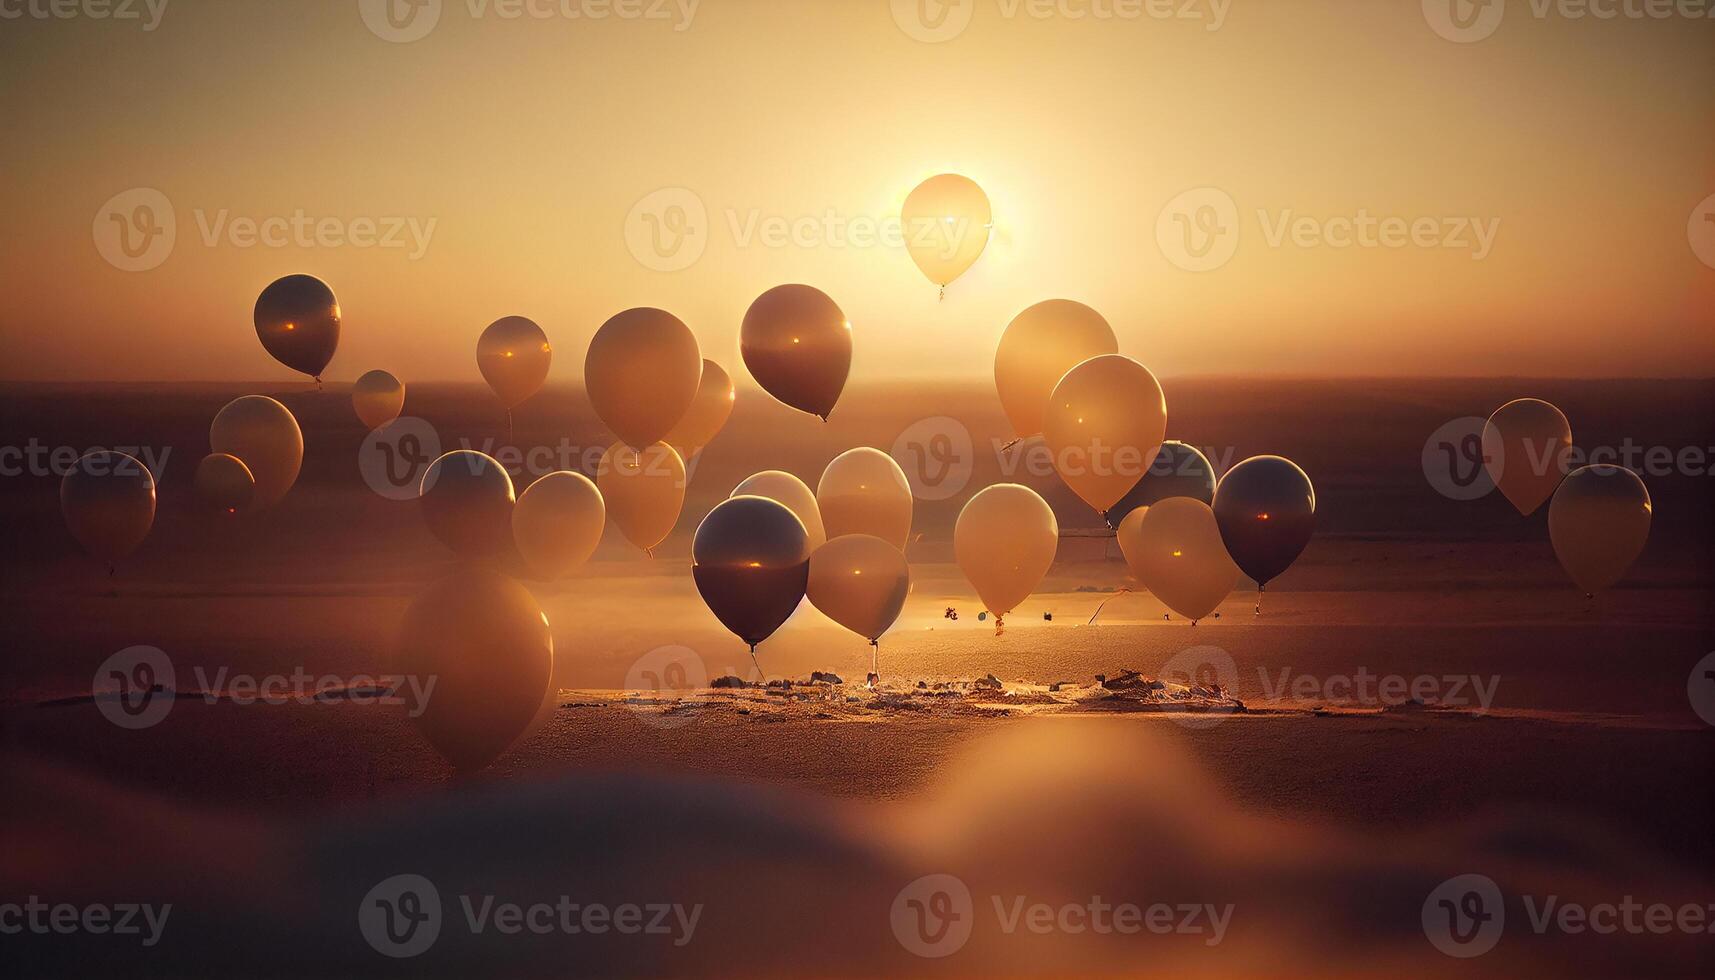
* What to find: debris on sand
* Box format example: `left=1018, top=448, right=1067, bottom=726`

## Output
left=710, top=676, right=753, bottom=689
left=810, top=671, right=843, bottom=685
left=973, top=673, right=1004, bottom=690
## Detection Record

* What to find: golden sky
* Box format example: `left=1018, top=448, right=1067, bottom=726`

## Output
left=1, top=0, right=1711, bottom=383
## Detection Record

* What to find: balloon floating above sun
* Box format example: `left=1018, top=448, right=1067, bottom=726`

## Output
left=901, top=174, right=992, bottom=297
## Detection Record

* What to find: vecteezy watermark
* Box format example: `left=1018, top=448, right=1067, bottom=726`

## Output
left=1257, top=667, right=1500, bottom=712
left=622, top=644, right=709, bottom=729
left=1, top=440, right=172, bottom=480
left=889, top=0, right=1231, bottom=43
left=889, top=873, right=1232, bottom=958
left=93, top=188, right=437, bottom=272
left=357, top=873, right=703, bottom=958
left=359, top=417, right=443, bottom=501
left=891, top=416, right=977, bottom=501
left=0, top=897, right=172, bottom=948
left=1689, top=652, right=1715, bottom=727
left=0, top=0, right=168, bottom=29
left=1155, top=187, right=1501, bottom=273
left=1423, top=873, right=1715, bottom=958
left=1423, top=0, right=1715, bottom=44
left=1422, top=416, right=1715, bottom=501
left=1690, top=193, right=1715, bottom=270
left=93, top=646, right=436, bottom=730
left=622, top=186, right=984, bottom=273
left=359, top=0, right=700, bottom=43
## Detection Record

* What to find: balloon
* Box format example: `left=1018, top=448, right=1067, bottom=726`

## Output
left=732, top=470, right=826, bottom=550
left=512, top=471, right=605, bottom=578
left=807, top=534, right=910, bottom=644
left=1119, top=497, right=1239, bottom=623
left=585, top=307, right=702, bottom=449
left=901, top=174, right=992, bottom=293
left=419, top=450, right=516, bottom=557
left=954, top=483, right=1058, bottom=620
left=665, top=359, right=735, bottom=455
left=60, top=451, right=155, bottom=564
left=477, top=316, right=552, bottom=410
left=1482, top=397, right=1572, bottom=516
left=253, top=274, right=339, bottom=381
left=393, top=566, right=553, bottom=772
left=209, top=395, right=303, bottom=509
left=994, top=300, right=1118, bottom=439
left=692, top=495, right=812, bottom=652
left=352, top=369, right=405, bottom=430
left=1213, top=455, right=1316, bottom=595
left=817, top=448, right=912, bottom=550
left=193, top=452, right=255, bottom=514
left=740, top=284, right=851, bottom=421
left=597, top=441, right=685, bottom=555
left=1105, top=441, right=1218, bottom=529
left=1549, top=464, right=1651, bottom=596
left=1042, top=354, right=1168, bottom=514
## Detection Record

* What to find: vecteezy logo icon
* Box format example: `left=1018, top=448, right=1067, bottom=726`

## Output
left=623, top=644, right=710, bottom=729
left=92, top=188, right=176, bottom=272
left=1422, top=0, right=1505, bottom=43
left=358, top=0, right=442, bottom=43
left=1422, top=873, right=1505, bottom=958
left=359, top=873, right=442, bottom=958
left=1689, top=652, right=1715, bottom=727
left=1689, top=194, right=1715, bottom=271
left=891, top=416, right=974, bottom=502
left=1155, top=187, right=1239, bottom=273
left=359, top=416, right=442, bottom=501
left=890, top=0, right=975, bottom=43
left=1156, top=644, right=1241, bottom=729
left=890, top=873, right=973, bottom=958
left=1422, top=416, right=1497, bottom=501
left=94, top=645, right=176, bottom=730
left=624, top=187, right=709, bottom=273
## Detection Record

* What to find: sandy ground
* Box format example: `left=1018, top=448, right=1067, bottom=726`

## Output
left=3, top=378, right=1714, bottom=976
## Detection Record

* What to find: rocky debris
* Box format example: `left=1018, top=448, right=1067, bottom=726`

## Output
left=1048, top=681, right=1076, bottom=692
left=809, top=671, right=843, bottom=685
left=710, top=675, right=752, bottom=689
left=1100, top=670, right=1165, bottom=692
left=973, top=673, right=1004, bottom=690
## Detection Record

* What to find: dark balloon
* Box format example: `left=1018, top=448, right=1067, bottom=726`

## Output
left=692, top=495, right=811, bottom=650
left=420, top=451, right=516, bottom=558
left=740, top=284, right=851, bottom=420
left=1212, top=455, right=1315, bottom=587
left=393, top=566, right=553, bottom=772
left=1103, top=441, right=1217, bottom=530
left=253, top=274, right=340, bottom=381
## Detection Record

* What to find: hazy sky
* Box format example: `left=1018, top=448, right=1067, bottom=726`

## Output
left=2, top=0, right=1711, bottom=384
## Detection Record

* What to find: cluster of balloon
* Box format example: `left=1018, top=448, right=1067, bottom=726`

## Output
left=597, top=441, right=686, bottom=556
left=392, top=565, right=554, bottom=773
left=477, top=316, right=552, bottom=441
left=733, top=471, right=826, bottom=549
left=1117, top=498, right=1239, bottom=624
left=208, top=395, right=304, bottom=510
left=352, top=369, right=405, bottom=431
left=1548, top=465, right=1652, bottom=598
left=806, top=533, right=910, bottom=685
left=512, top=471, right=605, bottom=579
left=1481, top=397, right=1650, bottom=595
left=254, top=274, right=340, bottom=385
left=954, top=483, right=1058, bottom=632
left=420, top=450, right=516, bottom=558
left=817, top=448, right=913, bottom=550
left=994, top=300, right=1118, bottom=444
left=1105, top=441, right=1218, bottom=530
left=665, top=359, right=736, bottom=459
left=901, top=174, right=992, bottom=299
left=59, top=450, right=157, bottom=574
left=741, top=285, right=851, bottom=421
left=1042, top=354, right=1168, bottom=516
left=691, top=495, right=812, bottom=678
left=1212, top=456, right=1317, bottom=614
left=586, top=307, right=702, bottom=449
left=1482, top=398, right=1573, bottom=516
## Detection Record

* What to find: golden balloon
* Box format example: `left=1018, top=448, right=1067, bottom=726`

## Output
left=419, top=450, right=517, bottom=558
left=817, top=448, right=912, bottom=551
left=512, top=471, right=606, bottom=578
left=740, top=284, right=851, bottom=421
left=585, top=307, right=702, bottom=449
left=665, top=358, right=736, bottom=455
left=1120, top=497, right=1239, bottom=624
left=692, top=495, right=812, bottom=654
left=209, top=394, right=303, bottom=509
left=1042, top=354, right=1167, bottom=514
left=954, top=483, right=1057, bottom=621
left=901, top=173, right=992, bottom=293
left=477, top=316, right=552, bottom=411
left=1482, top=397, right=1572, bottom=516
left=732, top=470, right=826, bottom=550
left=597, top=441, right=686, bottom=555
left=807, top=533, right=910, bottom=644
left=994, top=299, right=1118, bottom=439
left=352, top=369, right=405, bottom=431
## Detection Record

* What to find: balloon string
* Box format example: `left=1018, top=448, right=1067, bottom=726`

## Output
left=938, top=285, right=945, bottom=302
left=506, top=409, right=514, bottom=446
left=1087, top=588, right=1132, bottom=625
left=747, top=644, right=766, bottom=684
left=999, top=437, right=1020, bottom=453
left=869, top=639, right=878, bottom=686
left=1255, top=582, right=1265, bottom=617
